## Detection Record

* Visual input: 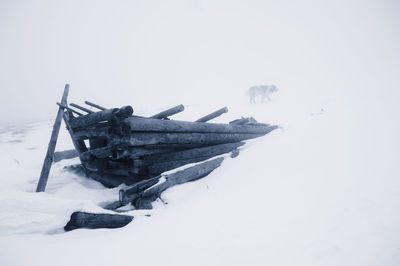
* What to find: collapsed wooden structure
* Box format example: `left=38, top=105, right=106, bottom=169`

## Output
left=36, top=85, right=277, bottom=230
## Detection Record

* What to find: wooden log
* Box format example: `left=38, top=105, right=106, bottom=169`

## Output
left=56, top=102, right=84, bottom=116
left=69, top=106, right=133, bottom=129
left=84, top=101, right=106, bottom=110
left=119, top=157, right=224, bottom=207
left=36, top=84, right=69, bottom=192
left=53, top=149, right=79, bottom=162
left=195, top=107, right=228, bottom=122
left=112, top=131, right=273, bottom=146
left=135, top=157, right=225, bottom=209
left=141, top=142, right=244, bottom=164
left=70, top=103, right=94, bottom=114
left=150, top=104, right=184, bottom=119
left=64, top=211, right=133, bottom=231
left=124, top=116, right=273, bottom=134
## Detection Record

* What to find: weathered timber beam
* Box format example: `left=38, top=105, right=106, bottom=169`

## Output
left=70, top=103, right=94, bottom=114
left=111, top=131, right=274, bottom=146
left=56, top=102, right=84, bottom=116
left=195, top=107, right=228, bottom=122
left=64, top=211, right=133, bottom=231
left=149, top=104, right=184, bottom=119
left=119, top=157, right=224, bottom=207
left=136, top=157, right=224, bottom=209
left=69, top=106, right=133, bottom=129
left=36, top=84, right=69, bottom=192
left=124, top=116, right=273, bottom=134
left=84, top=101, right=106, bottom=111
left=141, top=142, right=244, bottom=165
left=53, top=149, right=79, bottom=162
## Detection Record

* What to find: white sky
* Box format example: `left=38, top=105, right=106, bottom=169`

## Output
left=0, top=0, right=399, bottom=124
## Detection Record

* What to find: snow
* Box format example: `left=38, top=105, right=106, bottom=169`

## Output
left=1, top=0, right=400, bottom=265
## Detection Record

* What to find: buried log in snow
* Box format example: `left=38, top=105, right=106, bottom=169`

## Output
left=119, top=157, right=224, bottom=209
left=64, top=211, right=133, bottom=231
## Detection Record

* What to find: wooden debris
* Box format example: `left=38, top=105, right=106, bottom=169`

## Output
left=36, top=84, right=69, bottom=192
left=119, top=157, right=224, bottom=208
left=64, top=211, right=133, bottom=231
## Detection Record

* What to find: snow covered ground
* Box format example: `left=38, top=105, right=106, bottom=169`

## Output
left=1, top=0, right=399, bottom=265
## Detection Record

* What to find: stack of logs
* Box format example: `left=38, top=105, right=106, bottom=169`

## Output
left=58, top=101, right=276, bottom=229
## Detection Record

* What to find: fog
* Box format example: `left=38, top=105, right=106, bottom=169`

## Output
left=0, top=0, right=399, bottom=124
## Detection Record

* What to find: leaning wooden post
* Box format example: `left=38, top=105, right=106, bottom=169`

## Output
left=36, top=84, right=69, bottom=192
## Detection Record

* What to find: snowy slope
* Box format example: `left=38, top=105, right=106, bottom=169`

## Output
left=0, top=91, right=399, bottom=266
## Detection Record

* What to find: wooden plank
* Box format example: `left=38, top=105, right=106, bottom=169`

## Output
left=150, top=104, right=184, bottom=119
left=70, top=103, right=94, bottom=114
left=84, top=101, right=106, bottom=110
left=195, top=107, right=228, bottom=122
left=53, top=149, right=79, bottom=162
left=69, top=106, right=133, bottom=129
left=64, top=212, right=133, bottom=231
left=124, top=116, right=273, bottom=134
left=36, top=84, right=69, bottom=192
